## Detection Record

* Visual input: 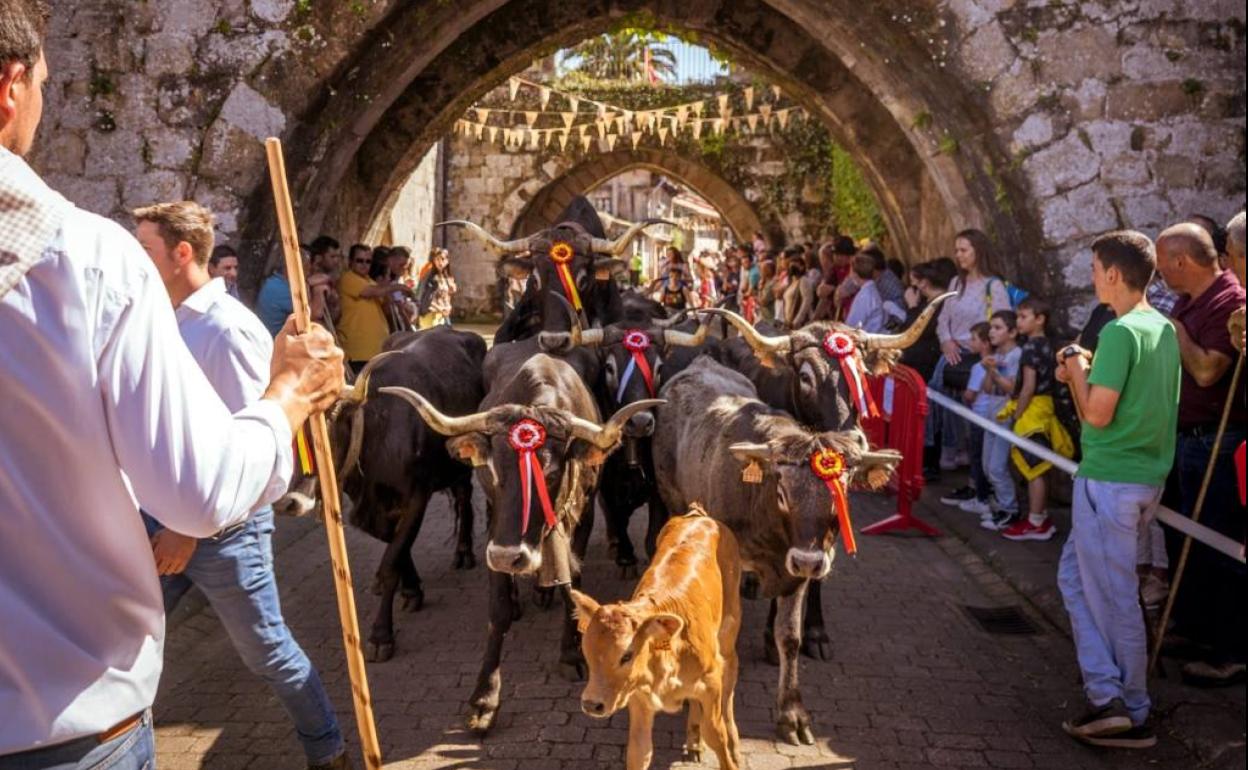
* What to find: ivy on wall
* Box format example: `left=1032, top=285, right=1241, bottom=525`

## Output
left=830, top=143, right=887, bottom=242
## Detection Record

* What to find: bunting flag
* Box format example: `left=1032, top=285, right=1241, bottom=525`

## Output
left=630, top=131, right=641, bottom=149
left=476, top=107, right=490, bottom=123
left=595, top=120, right=606, bottom=140
left=759, top=103, right=772, bottom=121
left=623, top=110, right=634, bottom=128
left=675, top=104, right=689, bottom=126
left=772, top=84, right=782, bottom=101
left=658, top=126, right=669, bottom=145
left=561, top=111, right=576, bottom=128
left=717, top=93, right=729, bottom=116
left=474, top=122, right=484, bottom=140
left=524, top=111, right=538, bottom=126
left=692, top=119, right=704, bottom=139
left=487, top=126, right=498, bottom=143
left=508, top=77, right=520, bottom=100
left=744, top=86, right=755, bottom=111
left=747, top=114, right=759, bottom=132
left=539, top=85, right=551, bottom=110
left=529, top=129, right=541, bottom=149
left=580, top=134, right=592, bottom=152
left=568, top=96, right=579, bottom=114
left=558, top=131, right=570, bottom=151
left=692, top=100, right=704, bottom=117
left=777, top=108, right=791, bottom=129
left=605, top=134, right=618, bottom=151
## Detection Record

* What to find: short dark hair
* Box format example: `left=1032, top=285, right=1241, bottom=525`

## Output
left=1188, top=213, right=1228, bottom=256
left=832, top=236, right=857, bottom=256
left=1018, top=296, right=1051, bottom=321
left=0, top=0, right=48, bottom=73
left=1091, top=230, right=1156, bottom=291
left=348, top=243, right=371, bottom=259
left=308, top=235, right=340, bottom=256
left=970, top=321, right=991, bottom=342
left=989, top=309, right=1017, bottom=330
left=209, top=244, right=238, bottom=266
left=851, top=253, right=875, bottom=279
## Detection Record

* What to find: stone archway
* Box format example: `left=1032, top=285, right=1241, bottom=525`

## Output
left=510, top=150, right=765, bottom=242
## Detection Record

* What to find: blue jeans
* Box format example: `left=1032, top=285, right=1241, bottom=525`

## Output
left=145, top=510, right=344, bottom=764
left=930, top=355, right=967, bottom=452
left=968, top=423, right=990, bottom=501
left=0, top=712, right=153, bottom=770
left=1170, top=427, right=1247, bottom=663
left=982, top=422, right=1018, bottom=514
left=1058, top=478, right=1160, bottom=725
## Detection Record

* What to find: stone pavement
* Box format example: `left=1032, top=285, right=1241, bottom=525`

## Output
left=154, top=487, right=1210, bottom=769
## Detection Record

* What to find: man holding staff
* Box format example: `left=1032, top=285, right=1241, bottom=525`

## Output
left=133, top=201, right=350, bottom=770
left=1054, top=231, right=1180, bottom=750
left=0, top=2, right=345, bottom=766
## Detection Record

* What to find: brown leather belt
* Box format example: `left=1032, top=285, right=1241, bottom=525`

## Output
left=98, top=712, right=143, bottom=743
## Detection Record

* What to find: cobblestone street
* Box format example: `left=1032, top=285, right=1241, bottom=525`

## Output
left=152, top=489, right=1207, bottom=769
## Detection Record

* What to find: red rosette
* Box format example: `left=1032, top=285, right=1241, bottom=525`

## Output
left=622, top=330, right=650, bottom=352
left=810, top=448, right=846, bottom=480
left=822, top=330, right=856, bottom=359
left=508, top=419, right=546, bottom=452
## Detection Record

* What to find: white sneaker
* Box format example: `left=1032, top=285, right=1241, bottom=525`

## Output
left=958, top=498, right=992, bottom=516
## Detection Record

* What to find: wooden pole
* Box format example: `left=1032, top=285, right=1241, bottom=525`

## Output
left=1147, top=353, right=1244, bottom=675
left=265, top=138, right=383, bottom=770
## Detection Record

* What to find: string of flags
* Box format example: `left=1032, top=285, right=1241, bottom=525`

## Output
left=454, top=75, right=806, bottom=152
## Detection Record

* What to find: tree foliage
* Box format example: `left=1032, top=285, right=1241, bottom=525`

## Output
left=561, top=30, right=677, bottom=82
left=830, top=144, right=886, bottom=242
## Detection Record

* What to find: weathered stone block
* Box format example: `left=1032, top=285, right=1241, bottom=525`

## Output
left=199, top=122, right=267, bottom=192
left=217, top=81, right=286, bottom=139
left=144, top=35, right=194, bottom=78
left=1011, top=113, right=1053, bottom=151
left=1023, top=131, right=1100, bottom=197
left=1101, top=155, right=1151, bottom=187
left=1039, top=183, right=1117, bottom=243
left=988, top=61, right=1039, bottom=118
left=251, top=0, right=295, bottom=23
left=1082, top=120, right=1135, bottom=158
left=1106, top=81, right=1200, bottom=121
left=122, top=170, right=186, bottom=210
left=1035, top=26, right=1120, bottom=85
left=1118, top=192, right=1174, bottom=231
left=153, top=0, right=218, bottom=38
left=1151, top=154, right=1199, bottom=188
left=35, top=132, right=88, bottom=175
left=1071, top=78, right=1107, bottom=121
left=83, top=128, right=145, bottom=178
left=146, top=131, right=196, bottom=169
left=959, top=22, right=1015, bottom=81
left=44, top=174, right=120, bottom=216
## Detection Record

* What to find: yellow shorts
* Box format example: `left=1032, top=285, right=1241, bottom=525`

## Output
left=1002, top=395, right=1074, bottom=481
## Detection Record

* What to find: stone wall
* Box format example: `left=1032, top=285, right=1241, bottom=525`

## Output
left=30, top=0, right=1246, bottom=326
left=380, top=142, right=442, bottom=261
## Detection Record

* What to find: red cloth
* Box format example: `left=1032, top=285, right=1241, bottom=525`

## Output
left=1236, top=441, right=1246, bottom=506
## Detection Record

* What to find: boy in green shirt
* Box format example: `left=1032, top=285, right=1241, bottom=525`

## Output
left=1054, top=230, right=1180, bottom=750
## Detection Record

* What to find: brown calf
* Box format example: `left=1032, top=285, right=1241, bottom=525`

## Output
left=571, top=506, right=742, bottom=770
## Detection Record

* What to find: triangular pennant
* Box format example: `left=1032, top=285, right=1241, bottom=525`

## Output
left=508, top=78, right=520, bottom=100
left=539, top=86, right=551, bottom=110
left=524, top=111, right=538, bottom=127
left=487, top=126, right=498, bottom=143
left=646, top=111, right=657, bottom=131
left=596, top=120, right=606, bottom=140
left=675, top=105, right=689, bottom=126
left=568, top=96, right=580, bottom=114
left=561, top=111, right=576, bottom=129
left=747, top=114, right=759, bottom=132
left=744, top=86, right=755, bottom=111
left=559, top=131, right=570, bottom=151
left=606, top=134, right=618, bottom=151
left=771, top=85, right=782, bottom=102
left=615, top=116, right=627, bottom=134
left=691, top=100, right=704, bottom=117
left=717, top=93, right=729, bottom=116
left=692, top=119, right=704, bottom=139
left=760, top=104, right=772, bottom=121
left=474, top=122, right=484, bottom=140
left=777, top=108, right=791, bottom=129
left=476, top=107, right=490, bottom=123
left=658, top=126, right=669, bottom=145
left=623, top=110, right=634, bottom=128
left=597, top=102, right=607, bottom=119
left=630, top=131, right=641, bottom=149
left=714, top=118, right=725, bottom=135
left=581, top=134, right=592, bottom=152
left=529, top=130, right=541, bottom=149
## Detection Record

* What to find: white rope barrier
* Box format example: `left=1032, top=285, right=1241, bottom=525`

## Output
left=926, top=387, right=1246, bottom=564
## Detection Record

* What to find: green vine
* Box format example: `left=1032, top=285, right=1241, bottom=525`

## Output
left=830, top=144, right=885, bottom=242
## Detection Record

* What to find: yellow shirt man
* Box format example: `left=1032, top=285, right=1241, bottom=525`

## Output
left=337, top=270, right=389, bottom=363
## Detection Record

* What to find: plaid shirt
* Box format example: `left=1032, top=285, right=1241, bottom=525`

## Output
left=1147, top=276, right=1179, bottom=317
left=0, top=147, right=72, bottom=301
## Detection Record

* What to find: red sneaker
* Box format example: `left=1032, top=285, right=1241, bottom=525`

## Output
left=1002, top=517, right=1056, bottom=541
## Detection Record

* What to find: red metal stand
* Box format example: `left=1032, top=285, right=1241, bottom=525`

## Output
left=859, top=365, right=942, bottom=537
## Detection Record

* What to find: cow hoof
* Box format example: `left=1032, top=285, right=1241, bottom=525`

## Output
left=401, top=590, right=424, bottom=612
left=777, top=708, right=816, bottom=746
left=740, top=574, right=761, bottom=601
left=533, top=586, right=555, bottom=609
left=365, top=641, right=394, bottom=663
left=801, top=636, right=832, bottom=661
left=682, top=747, right=702, bottom=763
left=466, top=706, right=497, bottom=734
left=453, top=550, right=477, bottom=570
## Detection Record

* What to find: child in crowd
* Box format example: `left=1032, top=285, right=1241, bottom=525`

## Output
left=977, top=311, right=1023, bottom=526
left=995, top=297, right=1074, bottom=540
left=844, top=253, right=887, bottom=332
left=950, top=322, right=996, bottom=515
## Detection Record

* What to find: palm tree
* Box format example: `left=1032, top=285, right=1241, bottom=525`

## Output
left=562, top=31, right=677, bottom=82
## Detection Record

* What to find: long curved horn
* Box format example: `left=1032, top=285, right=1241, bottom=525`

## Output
left=590, top=219, right=676, bottom=256
left=567, top=399, right=666, bottom=449
left=663, top=316, right=710, bottom=348
left=436, top=220, right=529, bottom=254
left=338, top=407, right=366, bottom=481
left=538, top=293, right=603, bottom=351
left=858, top=291, right=955, bottom=350
left=700, top=308, right=791, bottom=355
left=379, top=387, right=493, bottom=436
left=328, top=350, right=399, bottom=421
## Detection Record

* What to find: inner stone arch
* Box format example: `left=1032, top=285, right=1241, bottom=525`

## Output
left=253, top=0, right=1018, bottom=288
left=509, top=150, right=766, bottom=243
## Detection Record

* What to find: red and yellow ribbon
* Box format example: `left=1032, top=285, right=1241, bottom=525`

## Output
left=810, top=448, right=856, bottom=556
left=823, top=330, right=878, bottom=419
left=549, top=241, right=582, bottom=312
left=294, top=422, right=316, bottom=475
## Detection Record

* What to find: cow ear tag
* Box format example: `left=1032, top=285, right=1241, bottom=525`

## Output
left=742, top=461, right=764, bottom=484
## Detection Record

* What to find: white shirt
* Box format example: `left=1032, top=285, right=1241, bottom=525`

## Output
left=845, top=279, right=886, bottom=333
left=177, top=277, right=272, bottom=412
left=0, top=148, right=294, bottom=754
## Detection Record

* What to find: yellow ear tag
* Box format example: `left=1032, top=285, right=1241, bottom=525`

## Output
left=742, top=460, right=763, bottom=484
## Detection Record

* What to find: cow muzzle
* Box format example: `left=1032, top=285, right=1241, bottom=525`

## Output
left=785, top=547, right=833, bottom=579
left=623, top=410, right=655, bottom=438
left=581, top=698, right=610, bottom=718
left=485, top=542, right=542, bottom=575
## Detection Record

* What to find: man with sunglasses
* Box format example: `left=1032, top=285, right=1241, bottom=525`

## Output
left=337, top=243, right=415, bottom=373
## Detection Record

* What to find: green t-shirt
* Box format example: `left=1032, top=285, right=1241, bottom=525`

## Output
left=1078, top=307, right=1180, bottom=486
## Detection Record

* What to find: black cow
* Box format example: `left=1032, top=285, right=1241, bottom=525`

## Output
left=381, top=354, right=660, bottom=734
left=653, top=356, right=900, bottom=745
left=707, top=300, right=949, bottom=658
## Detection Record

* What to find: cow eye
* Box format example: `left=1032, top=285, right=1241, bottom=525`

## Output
left=619, top=650, right=634, bottom=666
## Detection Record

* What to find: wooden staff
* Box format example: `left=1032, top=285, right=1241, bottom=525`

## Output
left=265, top=138, right=383, bottom=770
left=1148, top=352, right=1244, bottom=675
